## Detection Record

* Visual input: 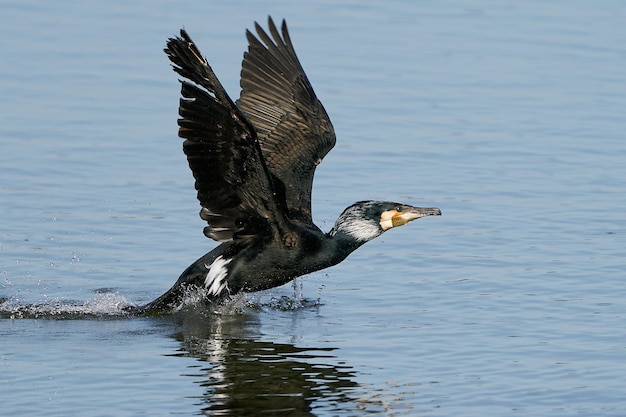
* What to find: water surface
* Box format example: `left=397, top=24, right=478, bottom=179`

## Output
left=1, top=0, right=625, bottom=416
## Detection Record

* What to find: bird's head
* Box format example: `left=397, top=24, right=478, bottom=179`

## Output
left=329, top=200, right=441, bottom=243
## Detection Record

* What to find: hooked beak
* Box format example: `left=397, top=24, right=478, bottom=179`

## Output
left=400, top=206, right=442, bottom=222
left=380, top=204, right=441, bottom=230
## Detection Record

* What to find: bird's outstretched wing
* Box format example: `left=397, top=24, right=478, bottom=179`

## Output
left=165, top=29, right=292, bottom=244
left=237, top=17, right=336, bottom=225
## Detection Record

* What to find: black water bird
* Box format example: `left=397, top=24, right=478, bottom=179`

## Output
left=140, top=18, right=441, bottom=314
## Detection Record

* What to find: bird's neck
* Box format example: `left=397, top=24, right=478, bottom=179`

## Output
left=321, top=229, right=367, bottom=267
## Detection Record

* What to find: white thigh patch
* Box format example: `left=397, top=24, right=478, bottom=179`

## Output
left=204, top=256, right=232, bottom=296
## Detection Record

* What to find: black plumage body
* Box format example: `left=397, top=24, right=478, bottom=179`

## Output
left=143, top=224, right=356, bottom=312
left=138, top=18, right=441, bottom=314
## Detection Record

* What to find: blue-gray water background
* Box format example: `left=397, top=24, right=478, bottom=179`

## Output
left=1, top=1, right=625, bottom=416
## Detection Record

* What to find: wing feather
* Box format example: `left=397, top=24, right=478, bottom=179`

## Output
left=165, top=29, right=291, bottom=244
left=237, top=18, right=336, bottom=225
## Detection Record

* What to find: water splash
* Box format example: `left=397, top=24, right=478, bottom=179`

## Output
left=254, top=279, right=323, bottom=311
left=0, top=280, right=323, bottom=319
left=0, top=291, right=135, bottom=319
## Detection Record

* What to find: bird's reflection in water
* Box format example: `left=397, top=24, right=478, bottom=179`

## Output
left=167, top=308, right=364, bottom=416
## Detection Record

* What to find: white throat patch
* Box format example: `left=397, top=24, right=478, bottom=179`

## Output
left=334, top=216, right=381, bottom=242
left=204, top=255, right=232, bottom=296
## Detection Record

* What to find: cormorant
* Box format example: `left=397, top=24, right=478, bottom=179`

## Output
left=139, top=18, right=441, bottom=314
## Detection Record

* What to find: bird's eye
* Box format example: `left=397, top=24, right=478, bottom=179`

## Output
left=395, top=206, right=403, bottom=212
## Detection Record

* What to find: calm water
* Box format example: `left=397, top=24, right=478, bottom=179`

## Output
left=1, top=0, right=625, bottom=416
